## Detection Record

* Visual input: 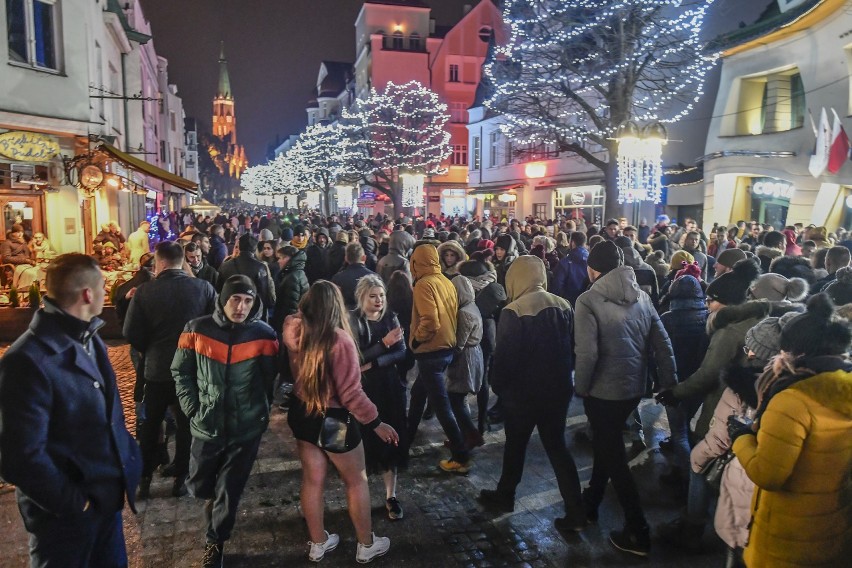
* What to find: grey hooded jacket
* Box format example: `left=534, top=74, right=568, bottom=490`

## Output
left=377, top=230, right=415, bottom=284
left=574, top=266, right=676, bottom=400
left=446, top=276, right=484, bottom=394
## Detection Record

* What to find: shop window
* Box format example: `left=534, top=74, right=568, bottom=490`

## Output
left=409, top=33, right=421, bottom=51
left=449, top=64, right=459, bottom=83
left=6, top=0, right=59, bottom=71
left=471, top=136, right=481, bottom=170
left=734, top=68, right=804, bottom=135
left=452, top=144, right=467, bottom=166
left=533, top=203, right=547, bottom=219
left=392, top=31, right=404, bottom=50
left=489, top=131, right=501, bottom=168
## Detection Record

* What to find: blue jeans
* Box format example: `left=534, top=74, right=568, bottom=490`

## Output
left=666, top=398, right=701, bottom=473
left=407, top=349, right=468, bottom=462
left=686, top=468, right=712, bottom=525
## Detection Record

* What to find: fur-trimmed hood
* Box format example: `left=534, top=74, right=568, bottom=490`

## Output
left=756, top=245, right=783, bottom=260
left=712, top=300, right=771, bottom=331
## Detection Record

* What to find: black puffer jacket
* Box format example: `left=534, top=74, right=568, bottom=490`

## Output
left=272, top=249, right=309, bottom=334
left=123, top=269, right=217, bottom=383
left=491, top=256, right=573, bottom=411
left=493, top=234, right=518, bottom=289
left=574, top=266, right=677, bottom=400
left=305, top=228, right=331, bottom=283
left=659, top=276, right=709, bottom=382
left=361, top=236, right=378, bottom=272
left=217, top=252, right=275, bottom=319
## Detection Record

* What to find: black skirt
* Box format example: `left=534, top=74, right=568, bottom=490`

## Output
left=361, top=369, right=408, bottom=473
left=287, top=397, right=362, bottom=453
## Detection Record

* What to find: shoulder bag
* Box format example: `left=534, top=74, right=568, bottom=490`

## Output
left=699, top=449, right=735, bottom=492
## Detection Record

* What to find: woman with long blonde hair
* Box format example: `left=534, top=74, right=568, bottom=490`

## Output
left=284, top=281, right=398, bottom=563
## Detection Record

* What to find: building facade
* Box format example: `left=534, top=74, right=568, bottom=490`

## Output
left=1, top=0, right=196, bottom=256
left=700, top=0, right=852, bottom=232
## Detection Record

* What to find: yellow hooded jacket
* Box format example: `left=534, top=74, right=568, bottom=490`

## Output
left=409, top=245, right=458, bottom=354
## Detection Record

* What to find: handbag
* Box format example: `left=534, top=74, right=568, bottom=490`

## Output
left=317, top=407, right=352, bottom=453
left=699, top=449, right=735, bottom=492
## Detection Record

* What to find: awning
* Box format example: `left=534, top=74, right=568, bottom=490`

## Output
left=99, top=142, right=198, bottom=193
left=468, top=183, right=524, bottom=195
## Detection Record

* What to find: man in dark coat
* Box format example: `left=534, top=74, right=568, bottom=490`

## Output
left=271, top=246, right=309, bottom=334
left=217, top=233, right=275, bottom=322
left=479, top=256, right=585, bottom=532
left=124, top=242, right=217, bottom=499
left=304, top=227, right=331, bottom=283
left=331, top=241, right=376, bottom=309
left=207, top=224, right=228, bottom=270
left=186, top=241, right=219, bottom=289
left=0, top=254, right=142, bottom=566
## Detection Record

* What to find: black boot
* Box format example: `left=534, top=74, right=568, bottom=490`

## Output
left=478, top=488, right=514, bottom=512
left=201, top=541, right=224, bottom=568
left=171, top=477, right=188, bottom=498
left=137, top=476, right=151, bottom=500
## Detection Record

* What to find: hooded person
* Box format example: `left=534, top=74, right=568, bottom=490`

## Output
left=616, top=236, right=660, bottom=309
left=326, top=230, right=349, bottom=276
left=359, top=229, right=378, bottom=272
left=574, top=241, right=677, bottom=555
left=271, top=245, right=309, bottom=334
left=445, top=276, right=485, bottom=450
left=479, top=256, right=587, bottom=532
left=767, top=255, right=816, bottom=285
left=732, top=294, right=852, bottom=568
left=782, top=228, right=801, bottom=256
left=464, top=229, right=482, bottom=256
left=756, top=231, right=785, bottom=274
left=493, top=234, right=518, bottom=288
left=824, top=265, right=852, bottom=306
left=376, top=230, right=416, bottom=284
left=404, top=245, right=468, bottom=472
left=437, top=240, right=468, bottom=279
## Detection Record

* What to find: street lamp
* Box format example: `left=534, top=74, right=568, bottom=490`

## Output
left=616, top=121, right=667, bottom=206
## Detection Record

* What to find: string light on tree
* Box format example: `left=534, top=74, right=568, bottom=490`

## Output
left=485, top=0, right=718, bottom=217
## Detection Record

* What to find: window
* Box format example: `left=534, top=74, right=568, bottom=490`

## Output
left=160, top=140, right=166, bottom=164
left=533, top=203, right=547, bottom=219
left=409, top=32, right=421, bottom=51
left=449, top=64, right=459, bottom=83
left=392, top=31, right=404, bottom=50
left=489, top=131, right=500, bottom=167
left=170, top=111, right=177, bottom=132
left=471, top=136, right=481, bottom=170
left=478, top=26, right=492, bottom=42
left=733, top=68, right=805, bottom=135
left=452, top=144, right=468, bottom=166
left=6, top=0, right=59, bottom=70
left=450, top=102, right=467, bottom=123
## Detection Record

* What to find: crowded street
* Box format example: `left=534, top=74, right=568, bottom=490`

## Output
left=0, top=343, right=728, bottom=567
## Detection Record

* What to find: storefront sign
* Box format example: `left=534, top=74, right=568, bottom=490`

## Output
left=752, top=179, right=794, bottom=200
left=0, top=131, right=61, bottom=162
left=570, top=191, right=586, bottom=205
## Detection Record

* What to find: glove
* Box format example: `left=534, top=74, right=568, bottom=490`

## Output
left=727, top=415, right=755, bottom=443
left=655, top=389, right=679, bottom=407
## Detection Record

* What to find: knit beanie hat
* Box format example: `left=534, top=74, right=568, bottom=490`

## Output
left=494, top=234, right=514, bottom=253
left=259, top=228, right=274, bottom=242
left=825, top=266, right=852, bottom=306
left=292, top=225, right=307, bottom=237
left=587, top=240, right=624, bottom=275
left=717, top=248, right=747, bottom=269
left=780, top=293, right=852, bottom=356
left=675, top=261, right=702, bottom=280
left=422, top=228, right=436, bottom=238
left=749, top=273, right=808, bottom=302
left=706, top=257, right=761, bottom=305
left=668, top=274, right=706, bottom=311
left=670, top=250, right=695, bottom=271
left=220, top=275, right=257, bottom=307
left=614, top=236, right=633, bottom=249
left=745, top=316, right=786, bottom=363
left=281, top=227, right=294, bottom=241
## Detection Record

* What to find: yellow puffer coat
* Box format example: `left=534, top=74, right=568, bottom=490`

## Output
left=409, top=244, right=458, bottom=354
left=733, top=369, right=852, bottom=568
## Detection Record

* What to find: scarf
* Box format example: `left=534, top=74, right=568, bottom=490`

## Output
left=466, top=269, right=497, bottom=293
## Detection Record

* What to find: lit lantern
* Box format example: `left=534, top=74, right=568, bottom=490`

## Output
left=616, top=122, right=667, bottom=205
left=525, top=162, right=547, bottom=179
left=336, top=185, right=354, bottom=210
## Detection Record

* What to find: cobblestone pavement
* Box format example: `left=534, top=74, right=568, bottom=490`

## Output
left=0, top=343, right=726, bottom=567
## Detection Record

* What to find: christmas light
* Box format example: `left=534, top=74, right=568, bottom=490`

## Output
left=341, top=81, right=451, bottom=209
left=485, top=0, right=718, bottom=212
left=400, top=173, right=426, bottom=208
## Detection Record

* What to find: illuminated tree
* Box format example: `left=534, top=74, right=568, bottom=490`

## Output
left=486, top=0, right=718, bottom=217
left=342, top=81, right=452, bottom=212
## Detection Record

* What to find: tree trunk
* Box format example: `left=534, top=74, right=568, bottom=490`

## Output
left=322, top=185, right=331, bottom=217
left=389, top=182, right=402, bottom=219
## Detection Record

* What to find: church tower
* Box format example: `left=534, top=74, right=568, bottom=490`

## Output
left=212, top=42, right=236, bottom=145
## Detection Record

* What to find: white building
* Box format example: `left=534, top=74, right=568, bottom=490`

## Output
left=0, top=0, right=196, bottom=255
left=700, top=0, right=852, bottom=232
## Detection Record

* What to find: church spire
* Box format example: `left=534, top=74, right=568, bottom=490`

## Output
left=217, top=41, right=232, bottom=100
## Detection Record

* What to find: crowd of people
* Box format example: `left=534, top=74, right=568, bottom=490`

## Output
left=0, top=206, right=850, bottom=568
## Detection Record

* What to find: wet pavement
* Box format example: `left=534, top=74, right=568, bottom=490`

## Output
left=0, top=343, right=726, bottom=567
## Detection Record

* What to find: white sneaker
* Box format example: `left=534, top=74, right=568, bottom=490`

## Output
left=308, top=531, right=339, bottom=562
left=356, top=533, right=390, bottom=564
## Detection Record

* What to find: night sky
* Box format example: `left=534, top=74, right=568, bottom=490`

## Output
left=139, top=0, right=772, bottom=166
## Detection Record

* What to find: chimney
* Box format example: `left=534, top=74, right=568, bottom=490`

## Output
left=463, top=4, right=472, bottom=15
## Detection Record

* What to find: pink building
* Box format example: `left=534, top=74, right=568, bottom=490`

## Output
left=350, top=0, right=506, bottom=215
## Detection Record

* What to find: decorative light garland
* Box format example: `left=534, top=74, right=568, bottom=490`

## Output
left=485, top=0, right=718, bottom=163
